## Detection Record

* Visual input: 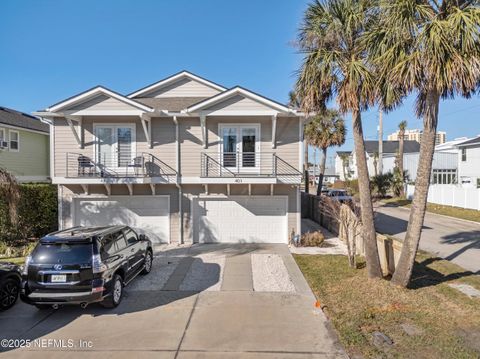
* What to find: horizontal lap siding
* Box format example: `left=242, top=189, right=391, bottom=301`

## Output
left=69, top=96, right=135, bottom=112
left=179, top=118, right=202, bottom=177
left=147, top=78, right=221, bottom=98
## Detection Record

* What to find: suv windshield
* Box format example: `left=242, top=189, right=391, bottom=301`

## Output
left=32, top=243, right=92, bottom=264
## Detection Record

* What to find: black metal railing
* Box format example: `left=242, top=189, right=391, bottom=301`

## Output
left=66, top=152, right=177, bottom=179
left=200, top=152, right=302, bottom=178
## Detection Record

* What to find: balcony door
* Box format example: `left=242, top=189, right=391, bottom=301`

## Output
left=94, top=124, right=136, bottom=170
left=220, top=124, right=260, bottom=171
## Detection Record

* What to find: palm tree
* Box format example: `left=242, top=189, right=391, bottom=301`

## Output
left=372, top=151, right=379, bottom=177
left=288, top=90, right=310, bottom=193
left=304, top=110, right=346, bottom=195
left=296, top=0, right=383, bottom=278
left=366, top=0, right=480, bottom=287
left=397, top=120, right=408, bottom=197
left=339, top=153, right=350, bottom=180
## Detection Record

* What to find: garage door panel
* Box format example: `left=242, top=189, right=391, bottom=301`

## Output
left=193, top=196, right=287, bottom=243
left=74, top=196, right=169, bottom=244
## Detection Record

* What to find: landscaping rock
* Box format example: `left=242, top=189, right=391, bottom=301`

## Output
left=372, top=331, right=393, bottom=349
left=449, top=283, right=480, bottom=298
left=400, top=323, right=424, bottom=336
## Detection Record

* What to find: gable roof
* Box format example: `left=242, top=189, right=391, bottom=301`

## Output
left=185, top=86, right=294, bottom=114
left=128, top=70, right=226, bottom=98
left=0, top=106, right=49, bottom=133
left=364, top=140, right=420, bottom=154
left=47, top=86, right=154, bottom=113
left=456, top=136, right=480, bottom=147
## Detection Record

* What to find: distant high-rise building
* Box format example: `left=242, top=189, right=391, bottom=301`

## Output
left=387, top=128, right=446, bottom=145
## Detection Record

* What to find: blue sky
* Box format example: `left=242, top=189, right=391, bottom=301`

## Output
left=1, top=0, right=479, bottom=167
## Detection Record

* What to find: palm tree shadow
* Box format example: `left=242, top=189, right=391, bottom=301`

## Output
left=407, top=256, right=478, bottom=290
left=440, top=231, right=480, bottom=261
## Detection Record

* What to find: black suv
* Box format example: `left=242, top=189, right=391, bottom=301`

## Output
left=20, top=226, right=153, bottom=309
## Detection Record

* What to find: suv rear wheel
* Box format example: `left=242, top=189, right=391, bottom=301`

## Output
left=141, top=250, right=153, bottom=275
left=101, top=274, right=123, bottom=308
left=0, top=278, right=19, bottom=311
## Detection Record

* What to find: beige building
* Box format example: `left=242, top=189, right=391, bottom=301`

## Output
left=387, top=128, right=446, bottom=144
left=35, top=71, right=304, bottom=245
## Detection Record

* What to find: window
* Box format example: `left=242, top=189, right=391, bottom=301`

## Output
left=114, top=231, right=127, bottom=250
left=461, top=148, right=467, bottom=161
left=123, top=228, right=138, bottom=245
left=9, top=130, right=19, bottom=151
left=101, top=234, right=117, bottom=258
left=0, top=129, right=6, bottom=148
left=432, top=169, right=457, bottom=184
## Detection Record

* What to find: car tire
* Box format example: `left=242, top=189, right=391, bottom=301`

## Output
left=141, top=250, right=153, bottom=275
left=0, top=278, right=20, bottom=311
left=100, top=274, right=123, bottom=308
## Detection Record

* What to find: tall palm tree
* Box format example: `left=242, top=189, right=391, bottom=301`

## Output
left=339, top=152, right=350, bottom=180
left=288, top=90, right=310, bottom=193
left=296, top=0, right=383, bottom=278
left=304, top=110, right=346, bottom=195
left=397, top=120, right=408, bottom=196
left=366, top=0, right=480, bottom=287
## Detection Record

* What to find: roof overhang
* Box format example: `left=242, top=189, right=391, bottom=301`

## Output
left=47, top=86, right=154, bottom=113
left=184, top=86, right=298, bottom=115
left=128, top=71, right=226, bottom=98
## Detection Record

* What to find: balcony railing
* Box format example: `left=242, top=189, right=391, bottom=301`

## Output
left=200, top=152, right=302, bottom=178
left=66, top=152, right=177, bottom=179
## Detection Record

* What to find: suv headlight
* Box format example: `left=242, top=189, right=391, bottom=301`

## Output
left=22, top=255, right=32, bottom=275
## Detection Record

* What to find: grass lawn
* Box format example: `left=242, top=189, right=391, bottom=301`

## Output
left=382, top=197, right=480, bottom=223
left=0, top=257, right=25, bottom=265
left=294, top=252, right=480, bottom=359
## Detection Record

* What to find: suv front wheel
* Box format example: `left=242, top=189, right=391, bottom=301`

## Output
left=101, top=274, right=123, bottom=308
left=141, top=250, right=153, bottom=275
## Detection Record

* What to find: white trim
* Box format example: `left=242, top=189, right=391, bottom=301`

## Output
left=0, top=128, right=6, bottom=149
left=200, top=115, right=207, bottom=149
left=180, top=176, right=278, bottom=184
left=128, top=71, right=226, bottom=98
left=71, top=194, right=171, bottom=244
left=8, top=129, right=19, bottom=152
left=16, top=175, right=50, bottom=183
left=271, top=114, right=277, bottom=149
left=140, top=114, right=152, bottom=149
left=191, top=194, right=289, bottom=244
left=299, top=117, right=304, bottom=174
left=186, top=87, right=293, bottom=114
left=0, top=123, right=49, bottom=136
left=51, top=176, right=177, bottom=185
left=48, top=86, right=154, bottom=113
left=93, top=123, right=137, bottom=170
left=64, top=110, right=148, bottom=117
left=296, top=185, right=301, bottom=236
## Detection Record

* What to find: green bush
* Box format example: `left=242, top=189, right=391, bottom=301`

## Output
left=371, top=173, right=394, bottom=198
left=0, top=184, right=57, bottom=244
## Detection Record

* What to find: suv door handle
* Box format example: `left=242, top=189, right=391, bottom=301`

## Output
left=130, top=248, right=135, bottom=252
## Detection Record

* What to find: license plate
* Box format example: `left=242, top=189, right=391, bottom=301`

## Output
left=51, top=274, right=67, bottom=283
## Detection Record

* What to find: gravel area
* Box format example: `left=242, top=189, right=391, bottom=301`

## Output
left=179, top=254, right=225, bottom=291
left=127, top=256, right=181, bottom=292
left=251, top=254, right=295, bottom=292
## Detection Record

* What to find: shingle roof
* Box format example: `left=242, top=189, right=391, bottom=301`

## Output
left=134, top=97, right=209, bottom=112
left=0, top=106, right=49, bottom=133
left=457, top=136, right=480, bottom=147
left=364, top=140, right=420, bottom=154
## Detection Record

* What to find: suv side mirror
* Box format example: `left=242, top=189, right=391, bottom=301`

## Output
left=139, top=234, right=147, bottom=241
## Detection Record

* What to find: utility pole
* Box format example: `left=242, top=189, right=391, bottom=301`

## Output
left=378, top=108, right=383, bottom=174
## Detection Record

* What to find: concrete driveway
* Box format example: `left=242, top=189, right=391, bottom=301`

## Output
left=375, top=203, right=480, bottom=273
left=0, top=244, right=346, bottom=358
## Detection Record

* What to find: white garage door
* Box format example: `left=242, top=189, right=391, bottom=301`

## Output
left=192, top=196, right=288, bottom=243
left=73, top=196, right=170, bottom=244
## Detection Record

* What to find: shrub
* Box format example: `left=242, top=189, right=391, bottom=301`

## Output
left=371, top=173, right=394, bottom=198
left=0, top=184, right=57, bottom=244
left=345, top=179, right=359, bottom=196
left=300, top=231, right=325, bottom=247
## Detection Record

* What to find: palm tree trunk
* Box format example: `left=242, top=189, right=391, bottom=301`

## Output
left=391, top=90, right=440, bottom=287
left=317, top=147, right=327, bottom=195
left=398, top=136, right=405, bottom=197
left=352, top=109, right=382, bottom=278
left=304, top=140, right=309, bottom=193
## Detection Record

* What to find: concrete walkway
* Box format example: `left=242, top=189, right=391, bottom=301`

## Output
left=0, top=244, right=346, bottom=358
left=375, top=203, right=480, bottom=273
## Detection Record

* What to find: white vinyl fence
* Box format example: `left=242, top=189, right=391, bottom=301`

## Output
left=406, top=184, right=480, bottom=210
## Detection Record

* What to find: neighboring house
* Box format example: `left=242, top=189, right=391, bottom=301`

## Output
left=308, top=166, right=339, bottom=184
left=0, top=106, right=50, bottom=182
left=456, top=135, right=480, bottom=188
left=35, top=71, right=303, bottom=244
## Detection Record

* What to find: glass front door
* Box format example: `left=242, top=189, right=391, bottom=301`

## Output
left=220, top=125, right=259, bottom=171
left=95, top=125, right=135, bottom=169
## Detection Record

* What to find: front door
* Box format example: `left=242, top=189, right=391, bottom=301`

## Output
left=94, top=125, right=135, bottom=170
left=220, top=125, right=260, bottom=172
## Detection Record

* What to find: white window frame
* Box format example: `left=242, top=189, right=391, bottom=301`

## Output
left=92, top=123, right=136, bottom=170
left=9, top=130, right=19, bottom=152
left=0, top=128, right=6, bottom=149
left=218, top=123, right=261, bottom=173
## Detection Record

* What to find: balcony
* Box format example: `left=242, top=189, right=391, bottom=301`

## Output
left=200, top=152, right=302, bottom=182
left=66, top=152, right=177, bottom=183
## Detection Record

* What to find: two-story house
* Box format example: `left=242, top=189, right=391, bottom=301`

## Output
left=457, top=135, right=480, bottom=188
left=0, top=106, right=50, bottom=182
left=35, top=71, right=303, bottom=244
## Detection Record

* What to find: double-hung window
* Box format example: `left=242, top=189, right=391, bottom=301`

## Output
left=9, top=130, right=19, bottom=151
left=0, top=129, right=6, bottom=149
